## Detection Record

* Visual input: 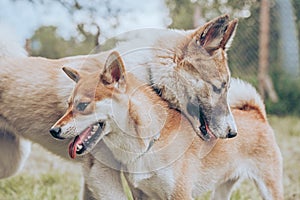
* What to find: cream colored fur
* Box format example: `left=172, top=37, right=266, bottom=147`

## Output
left=0, top=30, right=125, bottom=199
left=1, top=17, right=282, bottom=200
left=53, top=52, right=283, bottom=199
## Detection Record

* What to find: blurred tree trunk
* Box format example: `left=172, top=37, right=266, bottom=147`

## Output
left=193, top=5, right=201, bottom=28
left=258, top=0, right=278, bottom=102
left=277, top=0, right=300, bottom=77
left=25, top=39, right=31, bottom=56
left=193, top=4, right=206, bottom=28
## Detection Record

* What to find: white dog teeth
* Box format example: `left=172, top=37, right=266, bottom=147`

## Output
left=77, top=144, right=83, bottom=151
left=91, top=125, right=98, bottom=136
left=93, top=125, right=98, bottom=132
left=80, top=125, right=99, bottom=147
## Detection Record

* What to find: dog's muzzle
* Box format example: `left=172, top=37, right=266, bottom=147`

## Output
left=50, top=127, right=64, bottom=140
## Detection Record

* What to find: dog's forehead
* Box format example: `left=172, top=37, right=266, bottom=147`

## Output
left=71, top=74, right=121, bottom=106
left=72, top=75, right=100, bottom=103
left=189, top=63, right=229, bottom=84
left=202, top=52, right=229, bottom=80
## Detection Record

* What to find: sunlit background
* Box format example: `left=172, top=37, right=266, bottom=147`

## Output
left=0, top=0, right=300, bottom=199
left=1, top=0, right=299, bottom=116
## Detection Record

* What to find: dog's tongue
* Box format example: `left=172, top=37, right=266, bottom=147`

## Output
left=69, top=136, right=80, bottom=159
left=68, top=126, right=92, bottom=159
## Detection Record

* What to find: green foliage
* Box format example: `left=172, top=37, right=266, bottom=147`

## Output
left=165, top=0, right=194, bottom=29
left=30, top=26, right=97, bottom=58
left=98, top=37, right=120, bottom=52
left=292, top=0, right=300, bottom=50
left=266, top=73, right=300, bottom=116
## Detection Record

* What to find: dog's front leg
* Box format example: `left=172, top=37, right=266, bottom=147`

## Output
left=82, top=166, right=127, bottom=200
left=82, top=182, right=97, bottom=200
left=0, top=122, right=31, bottom=179
left=81, top=145, right=128, bottom=200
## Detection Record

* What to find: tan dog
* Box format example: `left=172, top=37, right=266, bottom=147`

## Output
left=0, top=15, right=236, bottom=180
left=1, top=14, right=282, bottom=199
left=50, top=14, right=238, bottom=141
left=0, top=45, right=127, bottom=199
left=1, top=15, right=238, bottom=199
left=0, top=14, right=237, bottom=178
left=51, top=51, right=283, bottom=200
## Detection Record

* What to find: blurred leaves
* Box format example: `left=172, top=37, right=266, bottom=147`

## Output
left=165, top=0, right=194, bottom=29
left=30, top=26, right=97, bottom=58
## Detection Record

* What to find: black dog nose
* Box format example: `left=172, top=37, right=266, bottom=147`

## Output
left=227, top=129, right=237, bottom=138
left=49, top=127, right=63, bottom=139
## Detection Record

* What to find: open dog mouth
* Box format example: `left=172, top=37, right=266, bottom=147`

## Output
left=68, top=121, right=105, bottom=159
left=199, top=114, right=216, bottom=141
left=187, top=102, right=217, bottom=141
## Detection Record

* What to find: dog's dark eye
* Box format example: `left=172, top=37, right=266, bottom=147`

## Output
left=76, top=102, right=90, bottom=112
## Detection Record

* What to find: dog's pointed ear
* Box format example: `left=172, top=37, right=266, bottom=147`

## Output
left=220, top=18, right=238, bottom=51
left=101, top=51, right=126, bottom=91
left=192, top=14, right=238, bottom=54
left=62, top=67, right=80, bottom=82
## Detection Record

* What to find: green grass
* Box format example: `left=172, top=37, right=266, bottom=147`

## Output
left=0, top=116, right=299, bottom=200
left=0, top=144, right=82, bottom=200
left=0, top=173, right=80, bottom=200
left=269, top=115, right=300, bottom=200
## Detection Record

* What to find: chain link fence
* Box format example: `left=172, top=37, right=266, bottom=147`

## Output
left=222, top=0, right=299, bottom=115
